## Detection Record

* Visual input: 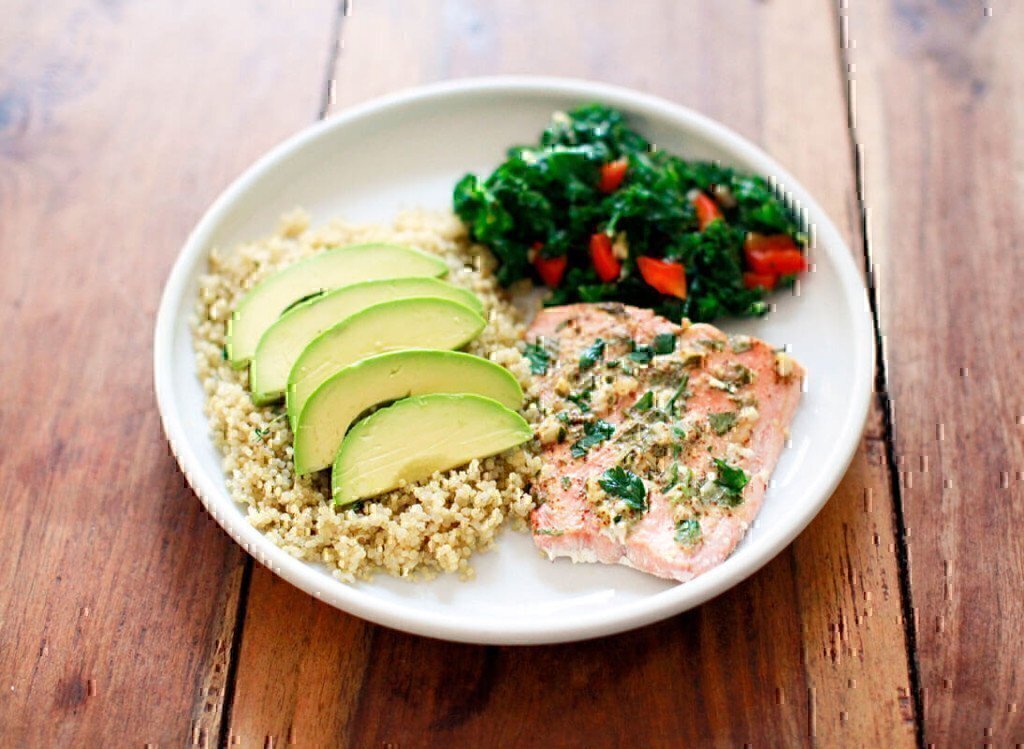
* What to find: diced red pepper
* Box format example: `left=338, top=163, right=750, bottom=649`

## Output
left=534, top=253, right=568, bottom=287
left=743, top=271, right=778, bottom=291
left=589, top=233, right=621, bottom=282
left=692, top=191, right=724, bottom=230
left=637, top=256, right=687, bottom=299
left=598, top=158, right=629, bottom=193
left=743, top=233, right=808, bottom=275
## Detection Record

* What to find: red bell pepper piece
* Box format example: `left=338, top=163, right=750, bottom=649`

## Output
left=743, top=271, right=778, bottom=291
left=692, top=191, right=724, bottom=230
left=534, top=253, right=568, bottom=287
left=598, top=158, right=628, bottom=193
left=637, top=256, right=687, bottom=299
left=744, top=233, right=807, bottom=275
left=589, top=233, right=621, bottom=282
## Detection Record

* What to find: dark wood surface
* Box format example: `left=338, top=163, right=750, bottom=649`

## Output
left=0, top=1, right=1016, bottom=746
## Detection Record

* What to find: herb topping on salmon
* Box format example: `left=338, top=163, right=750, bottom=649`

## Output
left=527, top=303, right=803, bottom=582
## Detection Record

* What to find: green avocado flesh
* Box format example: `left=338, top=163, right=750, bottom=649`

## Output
left=285, top=298, right=485, bottom=427
left=331, top=394, right=532, bottom=505
left=225, top=243, right=447, bottom=367
left=249, top=278, right=482, bottom=404
left=292, top=350, right=523, bottom=475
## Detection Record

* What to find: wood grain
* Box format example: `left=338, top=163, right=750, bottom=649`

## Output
left=847, top=1, right=1024, bottom=744
left=0, top=1, right=337, bottom=745
left=224, top=1, right=916, bottom=746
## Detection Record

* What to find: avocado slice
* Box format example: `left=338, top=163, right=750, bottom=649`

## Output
left=249, top=278, right=482, bottom=404
left=285, top=298, right=485, bottom=427
left=225, top=243, right=447, bottom=368
left=293, top=350, right=523, bottom=475
left=331, top=394, right=532, bottom=505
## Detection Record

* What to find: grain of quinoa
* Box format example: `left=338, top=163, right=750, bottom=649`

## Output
left=192, top=209, right=542, bottom=581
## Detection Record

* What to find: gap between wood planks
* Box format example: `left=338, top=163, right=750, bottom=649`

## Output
left=833, top=2, right=925, bottom=747
left=213, top=3, right=351, bottom=746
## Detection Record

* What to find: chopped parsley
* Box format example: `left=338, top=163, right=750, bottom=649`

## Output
left=628, top=343, right=654, bottom=364
left=632, top=390, right=655, bottom=412
left=221, top=345, right=229, bottom=361
left=674, top=518, right=702, bottom=546
left=653, top=333, right=677, bottom=355
left=708, top=411, right=738, bottom=435
left=252, top=427, right=270, bottom=442
left=571, top=419, right=615, bottom=458
left=579, top=338, right=606, bottom=370
left=524, top=341, right=550, bottom=374
left=665, top=374, right=690, bottom=415
left=712, top=458, right=750, bottom=506
left=567, top=389, right=592, bottom=412
left=599, top=466, right=648, bottom=512
left=560, top=476, right=572, bottom=489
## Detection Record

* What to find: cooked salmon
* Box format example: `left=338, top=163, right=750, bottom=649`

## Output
left=527, top=302, right=804, bottom=583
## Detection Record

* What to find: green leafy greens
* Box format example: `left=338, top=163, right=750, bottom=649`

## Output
left=452, top=103, right=805, bottom=322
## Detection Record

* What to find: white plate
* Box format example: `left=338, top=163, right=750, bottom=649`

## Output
left=154, top=77, right=874, bottom=645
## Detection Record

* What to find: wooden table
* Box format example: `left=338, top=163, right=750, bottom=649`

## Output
left=2, top=1, right=1019, bottom=746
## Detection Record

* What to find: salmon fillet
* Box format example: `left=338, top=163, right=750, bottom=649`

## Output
left=527, top=302, right=804, bottom=583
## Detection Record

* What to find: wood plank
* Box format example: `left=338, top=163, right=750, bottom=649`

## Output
left=846, top=1, right=1024, bottom=744
left=225, top=1, right=916, bottom=746
left=0, top=1, right=336, bottom=745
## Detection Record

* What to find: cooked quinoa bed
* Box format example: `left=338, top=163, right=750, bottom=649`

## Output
left=193, top=209, right=542, bottom=581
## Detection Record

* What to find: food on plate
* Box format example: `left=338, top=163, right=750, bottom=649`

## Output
left=193, top=105, right=809, bottom=584
left=332, top=394, right=532, bottom=505
left=526, top=302, right=803, bottom=582
left=453, top=104, right=808, bottom=323
left=250, top=277, right=482, bottom=403
left=293, top=350, right=523, bottom=475
left=194, top=209, right=538, bottom=581
left=225, top=242, right=447, bottom=367
left=285, top=297, right=486, bottom=427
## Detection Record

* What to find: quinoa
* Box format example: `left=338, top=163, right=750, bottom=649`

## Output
left=192, top=208, right=543, bottom=581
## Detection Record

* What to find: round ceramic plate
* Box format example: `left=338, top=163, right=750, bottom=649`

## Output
left=154, top=77, right=874, bottom=645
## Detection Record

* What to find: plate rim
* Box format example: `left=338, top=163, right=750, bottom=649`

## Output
left=153, top=75, right=875, bottom=645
